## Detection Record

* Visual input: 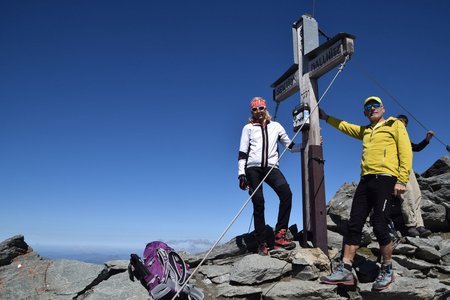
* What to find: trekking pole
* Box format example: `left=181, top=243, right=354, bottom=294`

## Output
left=171, top=55, right=351, bottom=300
left=376, top=218, right=402, bottom=263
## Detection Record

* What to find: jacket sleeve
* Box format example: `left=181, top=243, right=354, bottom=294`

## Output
left=238, top=125, right=250, bottom=176
left=327, top=116, right=365, bottom=140
left=395, top=120, right=413, bottom=184
left=411, top=139, right=429, bottom=152
left=277, top=123, right=294, bottom=149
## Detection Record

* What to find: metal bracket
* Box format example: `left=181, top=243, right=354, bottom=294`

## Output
left=311, top=156, right=325, bottom=164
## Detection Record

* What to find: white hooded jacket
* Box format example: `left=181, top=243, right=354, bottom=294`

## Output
left=238, top=120, right=294, bottom=176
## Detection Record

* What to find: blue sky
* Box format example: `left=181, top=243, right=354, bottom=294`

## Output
left=1, top=0, right=449, bottom=253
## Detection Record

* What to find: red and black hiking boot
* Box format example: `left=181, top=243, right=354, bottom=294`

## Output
left=257, top=242, right=269, bottom=256
left=274, top=229, right=296, bottom=250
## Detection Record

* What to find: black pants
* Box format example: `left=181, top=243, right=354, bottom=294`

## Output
left=345, top=174, right=397, bottom=247
left=246, top=167, right=292, bottom=244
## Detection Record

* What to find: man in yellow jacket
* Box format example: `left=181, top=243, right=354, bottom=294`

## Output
left=318, top=96, right=412, bottom=291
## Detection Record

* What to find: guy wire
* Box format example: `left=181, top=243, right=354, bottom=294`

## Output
left=354, top=61, right=449, bottom=150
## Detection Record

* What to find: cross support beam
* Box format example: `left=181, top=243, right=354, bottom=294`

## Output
left=271, top=15, right=355, bottom=256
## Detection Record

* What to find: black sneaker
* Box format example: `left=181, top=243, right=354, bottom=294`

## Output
left=405, top=227, right=419, bottom=237
left=417, top=226, right=432, bottom=238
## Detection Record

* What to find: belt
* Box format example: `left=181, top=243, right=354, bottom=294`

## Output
left=362, top=174, right=394, bottom=180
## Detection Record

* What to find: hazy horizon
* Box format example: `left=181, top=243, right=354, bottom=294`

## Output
left=29, top=238, right=215, bottom=264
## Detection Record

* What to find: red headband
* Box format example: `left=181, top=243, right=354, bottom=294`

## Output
left=251, top=98, right=266, bottom=109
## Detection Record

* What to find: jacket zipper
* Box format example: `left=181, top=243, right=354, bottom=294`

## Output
left=261, top=126, right=268, bottom=168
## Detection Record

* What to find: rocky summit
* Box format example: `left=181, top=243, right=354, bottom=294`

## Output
left=1, top=156, right=449, bottom=300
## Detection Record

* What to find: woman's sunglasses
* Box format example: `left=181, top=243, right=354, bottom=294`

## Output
left=252, top=106, right=266, bottom=112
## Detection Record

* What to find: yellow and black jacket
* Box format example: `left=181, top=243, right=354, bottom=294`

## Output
left=327, top=116, right=412, bottom=184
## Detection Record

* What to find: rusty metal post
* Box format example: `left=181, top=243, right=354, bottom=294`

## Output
left=300, top=148, right=308, bottom=248
left=308, top=145, right=328, bottom=255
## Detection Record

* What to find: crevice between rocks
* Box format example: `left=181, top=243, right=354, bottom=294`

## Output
left=72, top=267, right=126, bottom=299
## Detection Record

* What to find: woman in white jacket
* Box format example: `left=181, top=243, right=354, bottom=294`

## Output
left=238, top=97, right=296, bottom=255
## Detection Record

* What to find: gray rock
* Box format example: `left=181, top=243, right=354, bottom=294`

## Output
left=327, top=229, right=344, bottom=250
left=419, top=158, right=450, bottom=232
left=393, top=243, right=417, bottom=256
left=79, top=271, right=149, bottom=300
left=405, top=237, right=442, bottom=263
left=215, top=282, right=262, bottom=298
left=440, top=239, right=450, bottom=264
left=46, top=260, right=106, bottom=296
left=199, top=264, right=231, bottom=278
left=262, top=279, right=347, bottom=300
left=421, top=156, right=450, bottom=178
left=421, top=198, right=449, bottom=232
left=198, top=264, right=231, bottom=284
left=229, top=254, right=292, bottom=285
left=291, top=264, right=317, bottom=280
left=393, top=255, right=435, bottom=271
left=104, top=259, right=129, bottom=270
left=391, top=259, right=416, bottom=278
left=0, top=235, right=29, bottom=266
left=434, top=264, right=450, bottom=274
left=0, top=251, right=53, bottom=300
left=358, top=277, right=450, bottom=299
left=421, top=236, right=444, bottom=250
left=210, top=273, right=230, bottom=284
left=415, top=246, right=442, bottom=264
left=327, top=182, right=357, bottom=228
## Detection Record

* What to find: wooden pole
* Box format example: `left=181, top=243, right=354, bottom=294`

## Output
left=272, top=14, right=354, bottom=255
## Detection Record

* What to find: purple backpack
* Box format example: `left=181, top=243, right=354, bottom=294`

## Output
left=129, top=241, right=204, bottom=300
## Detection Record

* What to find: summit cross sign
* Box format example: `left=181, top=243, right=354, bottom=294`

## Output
left=271, top=15, right=355, bottom=254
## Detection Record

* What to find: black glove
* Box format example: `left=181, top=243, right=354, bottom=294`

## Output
left=319, top=108, right=329, bottom=121
left=238, top=175, right=249, bottom=190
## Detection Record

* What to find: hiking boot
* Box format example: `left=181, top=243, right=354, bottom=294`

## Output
left=274, top=229, right=296, bottom=250
left=405, top=227, right=420, bottom=237
left=417, top=226, right=432, bottom=238
left=257, top=242, right=269, bottom=256
left=372, top=264, right=394, bottom=290
left=319, top=262, right=354, bottom=286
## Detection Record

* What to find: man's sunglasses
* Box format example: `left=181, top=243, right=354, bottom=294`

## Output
left=252, top=106, right=266, bottom=112
left=364, top=102, right=382, bottom=111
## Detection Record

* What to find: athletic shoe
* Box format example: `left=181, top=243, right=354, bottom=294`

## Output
left=274, top=229, right=296, bottom=250
left=405, top=227, right=420, bottom=237
left=372, top=264, right=394, bottom=290
left=258, top=242, right=269, bottom=256
left=417, top=226, right=432, bottom=238
left=319, top=262, right=354, bottom=285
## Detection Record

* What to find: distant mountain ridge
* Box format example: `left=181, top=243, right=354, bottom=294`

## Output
left=34, top=239, right=213, bottom=264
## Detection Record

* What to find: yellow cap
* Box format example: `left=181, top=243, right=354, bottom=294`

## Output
left=364, top=96, right=383, bottom=106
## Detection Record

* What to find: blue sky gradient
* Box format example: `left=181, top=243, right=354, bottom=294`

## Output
left=1, top=0, right=449, bottom=253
